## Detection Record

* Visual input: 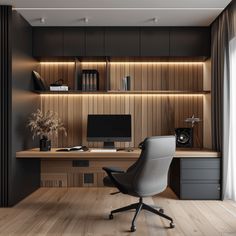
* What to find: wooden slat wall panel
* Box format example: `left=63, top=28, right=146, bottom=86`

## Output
left=109, top=64, right=203, bottom=91
left=41, top=95, right=83, bottom=147
left=40, top=95, right=203, bottom=148
left=39, top=62, right=204, bottom=148
left=41, top=160, right=134, bottom=187
left=37, top=63, right=76, bottom=89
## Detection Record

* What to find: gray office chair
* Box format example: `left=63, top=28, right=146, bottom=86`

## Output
left=103, top=136, right=176, bottom=232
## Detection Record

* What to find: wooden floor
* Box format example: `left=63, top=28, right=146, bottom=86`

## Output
left=0, top=188, right=236, bottom=236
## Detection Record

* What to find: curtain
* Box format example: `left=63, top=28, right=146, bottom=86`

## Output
left=225, top=37, right=236, bottom=200
left=211, top=1, right=236, bottom=200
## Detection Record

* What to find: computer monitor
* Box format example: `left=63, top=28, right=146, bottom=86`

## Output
left=87, top=114, right=131, bottom=149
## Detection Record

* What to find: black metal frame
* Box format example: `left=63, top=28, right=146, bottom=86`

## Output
left=109, top=197, right=175, bottom=232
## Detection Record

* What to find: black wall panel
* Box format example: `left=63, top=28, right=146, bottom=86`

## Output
left=0, top=5, right=12, bottom=207
left=0, top=6, right=40, bottom=207
left=10, top=11, right=40, bottom=206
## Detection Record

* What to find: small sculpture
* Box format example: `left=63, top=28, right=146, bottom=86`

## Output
left=185, top=114, right=201, bottom=127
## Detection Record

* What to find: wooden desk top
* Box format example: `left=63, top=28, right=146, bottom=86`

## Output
left=16, top=148, right=221, bottom=160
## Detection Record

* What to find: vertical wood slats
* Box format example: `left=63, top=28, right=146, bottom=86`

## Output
left=109, top=63, right=203, bottom=91
left=41, top=94, right=203, bottom=148
left=39, top=62, right=204, bottom=148
left=0, top=6, right=12, bottom=207
left=38, top=63, right=75, bottom=89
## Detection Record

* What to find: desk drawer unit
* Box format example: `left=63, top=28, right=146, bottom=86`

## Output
left=169, top=158, right=221, bottom=200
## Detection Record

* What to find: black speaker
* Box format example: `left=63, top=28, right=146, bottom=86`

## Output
left=175, top=128, right=193, bottom=148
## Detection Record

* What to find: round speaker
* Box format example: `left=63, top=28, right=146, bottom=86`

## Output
left=177, top=131, right=190, bottom=144
left=175, top=128, right=193, bottom=147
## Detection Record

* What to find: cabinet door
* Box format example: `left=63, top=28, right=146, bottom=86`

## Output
left=85, top=28, right=105, bottom=56
left=170, top=27, right=210, bottom=57
left=181, top=183, right=221, bottom=200
left=33, top=27, right=63, bottom=57
left=140, top=28, right=169, bottom=56
left=105, top=28, right=140, bottom=56
left=63, top=28, right=85, bottom=56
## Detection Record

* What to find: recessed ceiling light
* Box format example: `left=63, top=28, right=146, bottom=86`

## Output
left=84, top=17, right=89, bottom=23
left=153, top=17, right=158, bottom=23
left=40, top=17, right=46, bottom=24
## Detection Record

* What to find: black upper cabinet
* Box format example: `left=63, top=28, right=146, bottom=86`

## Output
left=33, top=27, right=211, bottom=58
left=33, top=27, right=63, bottom=57
left=85, top=28, right=104, bottom=56
left=140, top=28, right=169, bottom=56
left=63, top=28, right=85, bottom=56
left=105, top=28, right=140, bottom=56
left=170, top=27, right=210, bottom=57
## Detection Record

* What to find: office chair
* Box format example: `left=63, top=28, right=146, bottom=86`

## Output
left=103, top=136, right=176, bottom=232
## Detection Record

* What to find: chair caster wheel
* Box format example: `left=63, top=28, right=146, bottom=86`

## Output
left=109, top=214, right=113, bottom=220
left=170, top=222, right=175, bottom=228
left=130, top=225, right=136, bottom=232
left=159, top=208, right=164, bottom=214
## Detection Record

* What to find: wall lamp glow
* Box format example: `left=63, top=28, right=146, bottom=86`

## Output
left=39, top=62, right=75, bottom=65
left=39, top=62, right=204, bottom=66
left=80, top=62, right=204, bottom=65
left=40, top=94, right=205, bottom=98
left=14, top=8, right=223, bottom=11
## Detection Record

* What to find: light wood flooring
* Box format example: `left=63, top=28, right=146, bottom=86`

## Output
left=0, top=188, right=236, bottom=236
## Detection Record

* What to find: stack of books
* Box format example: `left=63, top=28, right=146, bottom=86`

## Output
left=82, top=70, right=99, bottom=91
left=122, top=76, right=131, bottom=91
left=50, top=85, right=69, bottom=91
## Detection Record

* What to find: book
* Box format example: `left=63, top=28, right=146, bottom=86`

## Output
left=82, top=73, right=86, bottom=91
left=89, top=73, right=93, bottom=91
left=50, top=86, right=68, bottom=91
left=81, top=70, right=99, bottom=91
left=122, top=76, right=131, bottom=91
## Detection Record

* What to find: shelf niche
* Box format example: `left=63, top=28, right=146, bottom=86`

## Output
left=36, top=59, right=211, bottom=149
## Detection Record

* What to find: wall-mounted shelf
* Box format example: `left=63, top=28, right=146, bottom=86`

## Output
left=35, top=90, right=210, bottom=95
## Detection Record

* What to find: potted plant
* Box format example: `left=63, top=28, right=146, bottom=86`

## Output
left=28, top=109, right=67, bottom=151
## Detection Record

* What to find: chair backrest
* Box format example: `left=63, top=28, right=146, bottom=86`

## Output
left=127, top=136, right=176, bottom=197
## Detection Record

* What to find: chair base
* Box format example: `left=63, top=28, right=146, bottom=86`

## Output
left=109, top=197, right=175, bottom=232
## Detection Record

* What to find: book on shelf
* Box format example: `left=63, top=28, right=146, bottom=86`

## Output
left=50, top=85, right=69, bottom=91
left=81, top=70, right=99, bottom=92
left=122, top=76, right=131, bottom=91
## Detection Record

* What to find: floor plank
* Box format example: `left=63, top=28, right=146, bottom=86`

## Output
left=0, top=188, right=236, bottom=236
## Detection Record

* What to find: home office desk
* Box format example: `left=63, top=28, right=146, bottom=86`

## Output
left=16, top=149, right=221, bottom=200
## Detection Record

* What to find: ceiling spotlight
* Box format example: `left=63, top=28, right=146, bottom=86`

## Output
left=153, top=17, right=158, bottom=23
left=40, top=17, right=46, bottom=24
left=83, top=17, right=89, bottom=23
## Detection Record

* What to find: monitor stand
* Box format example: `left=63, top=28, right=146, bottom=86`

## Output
left=103, top=141, right=115, bottom=149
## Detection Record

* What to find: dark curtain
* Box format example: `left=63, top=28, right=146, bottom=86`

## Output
left=211, top=1, right=236, bottom=199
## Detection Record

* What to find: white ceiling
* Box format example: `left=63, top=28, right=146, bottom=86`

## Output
left=1, top=0, right=232, bottom=26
